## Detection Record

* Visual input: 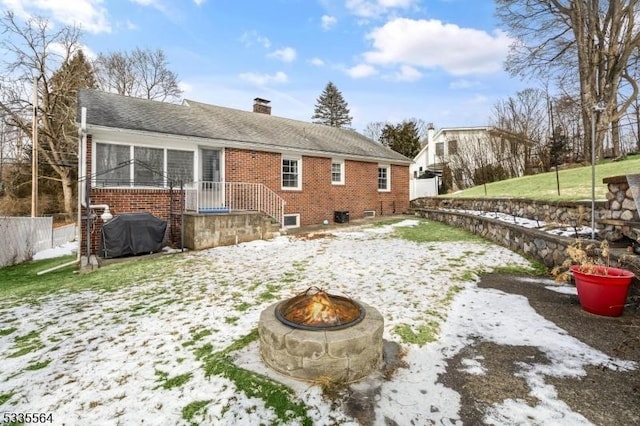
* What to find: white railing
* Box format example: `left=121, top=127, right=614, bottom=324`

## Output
left=184, top=182, right=286, bottom=226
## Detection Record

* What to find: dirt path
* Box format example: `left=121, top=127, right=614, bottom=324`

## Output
left=439, top=273, right=640, bottom=425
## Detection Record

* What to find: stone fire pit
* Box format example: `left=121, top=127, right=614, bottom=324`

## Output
left=258, top=288, right=384, bottom=383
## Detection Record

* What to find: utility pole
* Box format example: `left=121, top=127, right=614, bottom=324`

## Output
left=591, top=102, right=605, bottom=240
left=31, top=76, right=38, bottom=217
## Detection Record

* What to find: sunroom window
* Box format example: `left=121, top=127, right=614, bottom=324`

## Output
left=94, top=142, right=195, bottom=187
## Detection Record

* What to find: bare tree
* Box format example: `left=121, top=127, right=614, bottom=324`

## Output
left=490, top=88, right=548, bottom=172
left=496, top=0, right=640, bottom=160
left=0, top=12, right=88, bottom=216
left=363, top=121, right=386, bottom=142
left=94, top=47, right=183, bottom=103
left=551, top=94, right=585, bottom=162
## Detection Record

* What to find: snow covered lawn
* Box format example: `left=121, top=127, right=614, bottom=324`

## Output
left=0, top=219, right=635, bottom=425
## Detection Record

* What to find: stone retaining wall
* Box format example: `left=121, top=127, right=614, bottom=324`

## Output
left=409, top=208, right=572, bottom=269
left=409, top=207, right=640, bottom=290
left=600, top=175, right=640, bottom=241
left=410, top=196, right=605, bottom=226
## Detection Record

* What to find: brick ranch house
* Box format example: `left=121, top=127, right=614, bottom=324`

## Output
left=77, top=89, right=411, bottom=258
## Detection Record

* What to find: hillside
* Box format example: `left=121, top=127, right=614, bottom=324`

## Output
left=447, top=155, right=640, bottom=201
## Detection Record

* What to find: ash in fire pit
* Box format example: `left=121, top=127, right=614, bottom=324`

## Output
left=259, top=288, right=384, bottom=383
left=275, top=287, right=365, bottom=330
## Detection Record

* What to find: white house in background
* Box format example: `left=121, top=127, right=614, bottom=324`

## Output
left=411, top=123, right=530, bottom=194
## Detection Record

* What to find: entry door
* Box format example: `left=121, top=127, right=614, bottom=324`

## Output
left=200, top=149, right=223, bottom=210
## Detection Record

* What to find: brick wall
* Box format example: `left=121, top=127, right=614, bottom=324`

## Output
left=225, top=148, right=410, bottom=225
left=80, top=187, right=183, bottom=256
left=81, top=139, right=410, bottom=256
left=81, top=135, right=183, bottom=256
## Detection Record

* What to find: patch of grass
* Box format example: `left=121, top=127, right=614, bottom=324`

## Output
left=234, top=302, right=252, bottom=312
left=392, top=220, right=486, bottom=243
left=449, top=155, right=640, bottom=201
left=194, top=343, right=214, bottom=360
left=455, top=271, right=477, bottom=282
left=9, top=330, right=43, bottom=358
left=155, top=370, right=193, bottom=390
left=191, top=329, right=212, bottom=342
left=0, top=254, right=181, bottom=299
left=196, top=330, right=312, bottom=426
left=224, top=316, right=239, bottom=325
left=182, top=400, right=211, bottom=422
left=291, top=260, right=308, bottom=271
left=0, top=327, right=17, bottom=336
left=258, top=283, right=280, bottom=301
left=444, top=285, right=464, bottom=303
left=491, top=260, right=548, bottom=276
left=281, top=271, right=297, bottom=283
left=0, top=391, right=14, bottom=405
left=25, top=359, right=51, bottom=371
left=182, top=328, right=213, bottom=348
left=393, top=322, right=440, bottom=346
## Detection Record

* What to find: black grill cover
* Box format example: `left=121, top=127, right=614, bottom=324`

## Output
left=100, top=213, right=167, bottom=258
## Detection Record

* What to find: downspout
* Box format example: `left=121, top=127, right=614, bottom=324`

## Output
left=77, top=107, right=87, bottom=263
left=78, top=107, right=112, bottom=263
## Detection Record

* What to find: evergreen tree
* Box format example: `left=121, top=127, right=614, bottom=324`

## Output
left=379, top=120, right=421, bottom=158
left=312, top=81, right=352, bottom=128
left=43, top=49, right=97, bottom=215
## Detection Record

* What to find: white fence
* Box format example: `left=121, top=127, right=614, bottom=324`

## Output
left=410, top=177, right=439, bottom=200
left=0, top=217, right=77, bottom=267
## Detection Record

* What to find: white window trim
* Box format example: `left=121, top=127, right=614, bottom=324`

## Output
left=378, top=164, right=391, bottom=192
left=93, top=141, right=196, bottom=188
left=283, top=213, right=300, bottom=228
left=331, top=158, right=345, bottom=185
left=281, top=155, right=302, bottom=191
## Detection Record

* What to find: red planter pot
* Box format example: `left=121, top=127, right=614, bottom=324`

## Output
left=570, top=265, right=635, bottom=317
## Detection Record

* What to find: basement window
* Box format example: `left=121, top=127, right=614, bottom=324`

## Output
left=283, top=214, right=300, bottom=228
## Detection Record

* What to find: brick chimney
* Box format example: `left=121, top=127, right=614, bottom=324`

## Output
left=253, top=97, right=271, bottom=115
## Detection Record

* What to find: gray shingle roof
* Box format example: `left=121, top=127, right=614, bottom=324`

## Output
left=77, top=89, right=410, bottom=164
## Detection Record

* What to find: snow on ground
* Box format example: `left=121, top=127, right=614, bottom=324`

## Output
left=32, top=242, right=78, bottom=261
left=442, top=208, right=596, bottom=239
left=1, top=219, right=636, bottom=425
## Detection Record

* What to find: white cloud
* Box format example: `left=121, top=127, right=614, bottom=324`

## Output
left=193, top=0, right=205, bottom=5
left=78, top=43, right=97, bottom=60
left=449, top=79, right=479, bottom=90
left=310, top=57, right=325, bottom=66
left=1, top=0, right=111, bottom=33
left=129, top=0, right=176, bottom=17
left=238, top=71, right=288, bottom=86
left=467, top=94, right=489, bottom=104
left=321, top=14, right=337, bottom=30
left=345, top=0, right=418, bottom=19
left=363, top=18, right=513, bottom=75
left=239, top=30, right=271, bottom=49
left=346, top=63, right=377, bottom=79
left=394, top=65, right=421, bottom=82
left=178, top=81, right=193, bottom=94
left=268, top=47, right=297, bottom=63
left=124, top=19, right=140, bottom=30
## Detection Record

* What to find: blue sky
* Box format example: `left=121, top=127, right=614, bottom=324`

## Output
left=1, top=0, right=532, bottom=133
